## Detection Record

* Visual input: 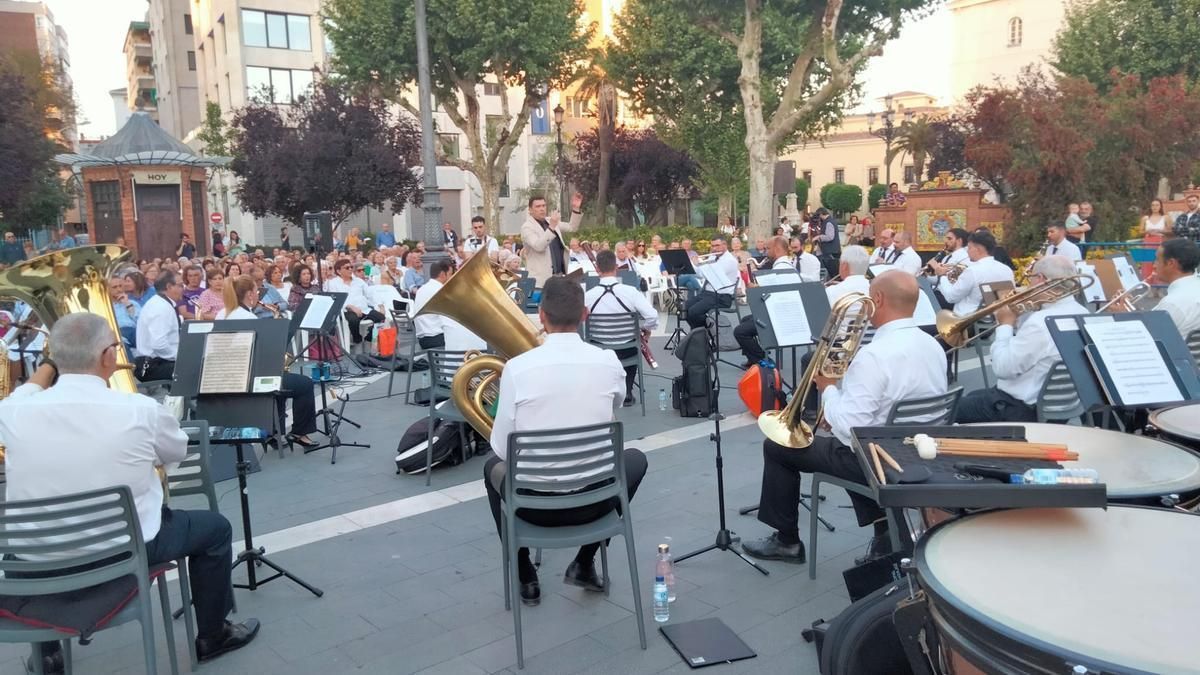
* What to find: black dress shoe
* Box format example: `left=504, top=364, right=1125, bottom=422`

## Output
left=854, top=535, right=894, bottom=566
left=622, top=395, right=635, bottom=407
left=196, top=619, right=261, bottom=663
left=25, top=650, right=64, bottom=675
left=520, top=580, right=541, bottom=606
left=288, top=433, right=319, bottom=450
left=563, top=561, right=605, bottom=592
left=741, top=533, right=806, bottom=564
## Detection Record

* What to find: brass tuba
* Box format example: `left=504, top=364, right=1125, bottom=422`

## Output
left=414, top=251, right=542, bottom=438
left=757, top=292, right=875, bottom=449
left=936, top=274, right=1093, bottom=350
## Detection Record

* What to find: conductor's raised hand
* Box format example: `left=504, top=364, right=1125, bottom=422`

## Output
left=571, top=192, right=584, bottom=212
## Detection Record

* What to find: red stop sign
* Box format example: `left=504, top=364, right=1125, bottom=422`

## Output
left=210, top=212, right=223, bottom=224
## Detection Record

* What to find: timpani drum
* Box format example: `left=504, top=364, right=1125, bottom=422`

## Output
left=914, top=506, right=1200, bottom=675
left=1149, top=403, right=1200, bottom=452
left=971, top=423, right=1200, bottom=506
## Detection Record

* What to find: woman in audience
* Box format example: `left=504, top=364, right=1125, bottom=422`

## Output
left=195, top=270, right=226, bottom=320
left=288, top=264, right=318, bottom=312
left=267, top=265, right=291, bottom=300
left=178, top=265, right=206, bottom=320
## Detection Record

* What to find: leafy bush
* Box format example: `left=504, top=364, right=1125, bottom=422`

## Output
left=781, top=178, right=809, bottom=211
left=571, top=224, right=724, bottom=252
left=867, top=184, right=888, bottom=210
left=820, top=183, right=863, bottom=215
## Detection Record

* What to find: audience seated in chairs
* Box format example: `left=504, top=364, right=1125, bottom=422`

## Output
left=484, top=277, right=648, bottom=606
left=0, top=314, right=259, bottom=675
left=108, top=276, right=140, bottom=348
left=326, top=259, right=385, bottom=345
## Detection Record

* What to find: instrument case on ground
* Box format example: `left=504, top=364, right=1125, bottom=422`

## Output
left=672, top=327, right=716, bottom=418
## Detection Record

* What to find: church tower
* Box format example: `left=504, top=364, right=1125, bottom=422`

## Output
left=948, top=0, right=1069, bottom=101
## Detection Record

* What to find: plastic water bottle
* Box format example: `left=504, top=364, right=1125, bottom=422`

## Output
left=656, top=543, right=676, bottom=602
left=658, top=388, right=668, bottom=412
left=420, top=371, right=430, bottom=390
left=1017, top=468, right=1099, bottom=485
left=653, top=576, right=669, bottom=622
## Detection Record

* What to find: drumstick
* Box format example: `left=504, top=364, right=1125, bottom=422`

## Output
left=872, top=444, right=904, bottom=473
left=903, top=436, right=1078, bottom=461
left=870, top=443, right=886, bottom=485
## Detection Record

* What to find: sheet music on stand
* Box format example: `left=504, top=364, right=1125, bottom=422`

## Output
left=764, top=292, right=812, bottom=346
left=696, top=258, right=728, bottom=291
left=300, top=294, right=335, bottom=330
left=1082, top=317, right=1184, bottom=406
left=1074, top=262, right=1107, bottom=304
left=198, top=331, right=255, bottom=394
left=913, top=277, right=939, bottom=327
left=1110, top=256, right=1141, bottom=291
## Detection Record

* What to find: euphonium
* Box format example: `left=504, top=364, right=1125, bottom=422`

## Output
left=936, top=273, right=1094, bottom=350
left=1098, top=280, right=1151, bottom=313
left=414, top=251, right=542, bottom=438
left=757, top=292, right=875, bottom=449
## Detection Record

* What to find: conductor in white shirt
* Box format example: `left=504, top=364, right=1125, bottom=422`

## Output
left=955, top=255, right=1088, bottom=423
left=932, top=229, right=1015, bottom=317
left=892, top=231, right=923, bottom=276
left=1044, top=223, right=1082, bottom=262
left=463, top=216, right=499, bottom=256
left=326, top=259, right=384, bottom=344
left=585, top=250, right=659, bottom=406
left=684, top=236, right=740, bottom=329
left=742, top=271, right=948, bottom=566
left=0, top=314, right=259, bottom=672
left=485, top=277, right=648, bottom=606
left=1152, top=238, right=1200, bottom=339
left=134, top=271, right=183, bottom=382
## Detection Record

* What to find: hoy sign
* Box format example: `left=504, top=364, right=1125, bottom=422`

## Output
left=132, top=170, right=181, bottom=185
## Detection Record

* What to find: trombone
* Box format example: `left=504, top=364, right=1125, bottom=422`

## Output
left=1098, top=281, right=1151, bottom=313
left=937, top=274, right=1094, bottom=351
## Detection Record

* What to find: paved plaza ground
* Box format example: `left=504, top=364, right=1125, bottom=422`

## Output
left=0, top=317, right=991, bottom=674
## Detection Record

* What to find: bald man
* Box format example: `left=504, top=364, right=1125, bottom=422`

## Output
left=870, top=228, right=898, bottom=265
left=743, top=271, right=948, bottom=567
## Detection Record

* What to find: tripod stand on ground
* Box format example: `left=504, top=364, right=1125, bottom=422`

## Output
left=300, top=329, right=369, bottom=464
left=674, top=303, right=769, bottom=576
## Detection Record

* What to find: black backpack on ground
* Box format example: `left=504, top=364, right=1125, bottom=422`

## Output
left=815, top=582, right=913, bottom=675
left=671, top=327, right=715, bottom=418
left=393, top=418, right=464, bottom=474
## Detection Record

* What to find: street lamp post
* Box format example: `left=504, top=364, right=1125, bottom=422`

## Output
left=553, top=104, right=566, bottom=212
left=414, top=0, right=447, bottom=270
left=866, top=95, right=913, bottom=185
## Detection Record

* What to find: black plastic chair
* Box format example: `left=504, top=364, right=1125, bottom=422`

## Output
left=425, top=349, right=472, bottom=485
left=583, top=312, right=645, bottom=416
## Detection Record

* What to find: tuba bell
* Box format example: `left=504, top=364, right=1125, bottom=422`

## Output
left=414, top=251, right=542, bottom=438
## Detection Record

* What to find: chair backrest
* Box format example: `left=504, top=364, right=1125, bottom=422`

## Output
left=618, top=269, right=640, bottom=288
left=169, top=420, right=219, bottom=512
left=505, top=422, right=625, bottom=512
left=584, top=312, right=640, bottom=350
left=887, top=387, right=964, bottom=425
left=0, top=486, right=148, bottom=597
left=584, top=275, right=600, bottom=291
left=516, top=278, right=537, bottom=311
left=429, top=349, right=470, bottom=391
left=1037, top=360, right=1086, bottom=423
left=1188, top=329, right=1200, bottom=365
left=390, top=308, right=413, bottom=332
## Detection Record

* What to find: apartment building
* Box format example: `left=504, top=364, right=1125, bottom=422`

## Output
left=147, top=0, right=201, bottom=138
left=122, top=21, right=157, bottom=122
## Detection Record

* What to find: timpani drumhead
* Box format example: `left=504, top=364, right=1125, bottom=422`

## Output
left=971, top=423, right=1200, bottom=502
left=1150, top=403, right=1200, bottom=444
left=916, top=507, right=1200, bottom=674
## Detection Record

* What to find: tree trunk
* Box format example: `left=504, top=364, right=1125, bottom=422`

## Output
left=596, top=84, right=615, bottom=226
left=717, top=191, right=733, bottom=224
left=746, top=136, right=775, bottom=241
left=479, top=175, right=501, bottom=236
left=598, top=137, right=613, bottom=226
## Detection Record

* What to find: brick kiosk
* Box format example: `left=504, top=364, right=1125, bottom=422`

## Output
left=56, top=112, right=228, bottom=260
left=873, top=174, right=1012, bottom=254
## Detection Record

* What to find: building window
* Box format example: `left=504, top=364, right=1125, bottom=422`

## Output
left=187, top=51, right=196, bottom=71
left=1008, top=17, right=1022, bottom=47
left=868, top=167, right=879, bottom=185
left=184, top=13, right=193, bottom=35
left=802, top=170, right=812, bottom=185
left=438, top=133, right=460, bottom=160
left=834, top=168, right=845, bottom=184
left=566, top=96, right=590, bottom=118
left=242, top=10, right=311, bottom=50
left=904, top=165, right=916, bottom=185
left=485, top=114, right=506, bottom=145
left=91, top=181, right=122, bottom=225
left=246, top=66, right=313, bottom=104
left=499, top=173, right=510, bottom=198
left=483, top=82, right=502, bottom=96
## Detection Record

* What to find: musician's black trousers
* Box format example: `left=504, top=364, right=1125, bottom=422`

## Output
left=734, top=316, right=764, bottom=363
left=279, top=372, right=318, bottom=435
left=955, top=387, right=1037, bottom=424
left=344, top=309, right=385, bottom=343
left=685, top=290, right=732, bottom=329
left=615, top=347, right=637, bottom=396
left=418, top=334, right=445, bottom=350
left=484, top=450, right=648, bottom=581
left=757, top=437, right=883, bottom=542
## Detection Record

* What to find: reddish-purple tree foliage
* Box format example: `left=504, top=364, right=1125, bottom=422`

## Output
left=566, top=127, right=697, bottom=227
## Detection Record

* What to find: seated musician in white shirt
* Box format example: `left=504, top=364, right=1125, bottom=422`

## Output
left=326, top=259, right=385, bottom=344
left=892, top=231, right=923, bottom=276
left=955, top=255, right=1089, bottom=423
left=789, top=236, right=822, bottom=282
left=869, top=228, right=898, bottom=265
left=733, top=236, right=802, bottom=366
left=411, top=260, right=455, bottom=350
left=134, top=271, right=183, bottom=382
left=825, top=245, right=872, bottom=303
left=463, top=216, right=499, bottom=256
left=1152, top=238, right=1200, bottom=339
left=1044, top=222, right=1082, bottom=262
left=584, top=250, right=658, bottom=407
left=485, top=277, right=649, bottom=607
left=742, top=271, right=948, bottom=566
left=684, top=235, right=740, bottom=329
left=932, top=229, right=1015, bottom=317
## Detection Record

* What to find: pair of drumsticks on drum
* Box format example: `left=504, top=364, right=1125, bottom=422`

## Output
left=865, top=436, right=1080, bottom=485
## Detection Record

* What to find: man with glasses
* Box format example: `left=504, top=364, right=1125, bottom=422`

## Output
left=133, top=271, right=183, bottom=381
left=954, top=255, right=1088, bottom=423
left=0, top=314, right=260, bottom=674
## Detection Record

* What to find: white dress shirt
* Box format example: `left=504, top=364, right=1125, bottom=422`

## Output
left=1047, top=239, right=1082, bottom=262
left=938, top=256, right=1015, bottom=316
left=991, top=296, right=1088, bottom=404
left=215, top=306, right=257, bottom=320
left=135, top=293, right=180, bottom=359
left=826, top=275, right=871, bottom=305
left=870, top=245, right=897, bottom=265
left=489, top=333, right=624, bottom=481
left=793, top=252, right=822, bottom=282
left=585, top=277, right=659, bottom=330
left=757, top=257, right=802, bottom=287
left=893, top=247, right=923, bottom=276
left=821, top=317, right=948, bottom=446
left=698, top=251, right=740, bottom=294
left=946, top=247, right=969, bottom=266
left=1155, top=274, right=1200, bottom=339
left=326, top=275, right=373, bottom=313
left=0, top=374, right=189, bottom=554
left=464, top=235, right=500, bottom=255
left=412, top=277, right=448, bottom=339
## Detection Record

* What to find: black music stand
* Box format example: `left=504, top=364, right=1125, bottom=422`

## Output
left=174, top=319, right=323, bottom=597
left=292, top=293, right=369, bottom=463
left=661, top=250, right=697, bottom=350
left=1046, top=311, right=1199, bottom=428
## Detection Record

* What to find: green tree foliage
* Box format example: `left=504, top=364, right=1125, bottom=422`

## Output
left=611, top=0, right=933, bottom=238
left=322, top=0, right=591, bottom=233
left=925, top=117, right=967, bottom=180
left=1053, top=0, right=1200, bottom=90
left=867, top=183, right=889, bottom=210
left=887, top=116, right=936, bottom=182
left=196, top=101, right=232, bottom=157
left=658, top=105, right=748, bottom=226
left=0, top=54, right=73, bottom=230
left=820, top=183, right=862, bottom=215
left=228, top=77, right=423, bottom=227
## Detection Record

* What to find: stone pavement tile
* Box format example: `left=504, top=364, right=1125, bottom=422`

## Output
left=333, top=616, right=445, bottom=667
left=260, top=612, right=378, bottom=663
left=568, top=636, right=681, bottom=675
left=464, top=634, right=618, bottom=674
left=425, top=591, right=510, bottom=630
left=358, top=587, right=458, bottom=630
left=414, top=655, right=491, bottom=675
left=350, top=612, right=513, bottom=675
left=264, top=645, right=363, bottom=675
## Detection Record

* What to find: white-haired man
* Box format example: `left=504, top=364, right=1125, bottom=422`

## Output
left=0, top=314, right=259, bottom=674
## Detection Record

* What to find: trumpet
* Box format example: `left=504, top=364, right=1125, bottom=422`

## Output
left=695, top=252, right=721, bottom=264
left=1023, top=239, right=1050, bottom=278
left=937, top=274, right=1094, bottom=350
left=923, top=248, right=950, bottom=276
left=823, top=274, right=842, bottom=287
left=1098, top=281, right=1151, bottom=313
left=944, top=262, right=968, bottom=283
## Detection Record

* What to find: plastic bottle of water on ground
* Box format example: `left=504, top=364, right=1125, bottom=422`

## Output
left=653, top=576, right=670, bottom=622
left=420, top=371, right=430, bottom=390
left=656, top=543, right=676, bottom=603
left=658, top=388, right=668, bottom=412
left=1017, top=468, right=1099, bottom=485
